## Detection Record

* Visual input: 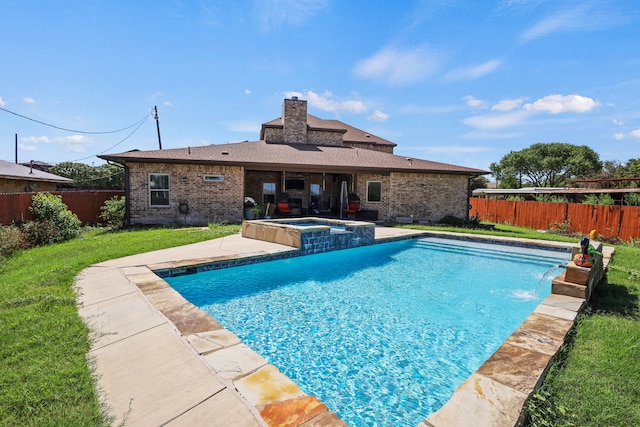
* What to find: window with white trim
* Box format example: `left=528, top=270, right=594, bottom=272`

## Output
left=366, top=181, right=382, bottom=203
left=149, top=173, right=170, bottom=206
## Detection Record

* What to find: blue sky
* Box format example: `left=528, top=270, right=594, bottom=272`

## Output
left=1, top=0, right=639, bottom=174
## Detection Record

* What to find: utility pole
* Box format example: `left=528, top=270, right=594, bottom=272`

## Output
left=15, top=133, right=18, bottom=163
left=154, top=106, right=162, bottom=150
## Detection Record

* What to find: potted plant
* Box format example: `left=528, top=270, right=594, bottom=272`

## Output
left=250, top=204, right=264, bottom=219
left=244, top=197, right=258, bottom=219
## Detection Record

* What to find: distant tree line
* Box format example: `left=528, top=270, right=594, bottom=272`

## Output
left=489, top=142, right=640, bottom=189
left=50, top=162, right=124, bottom=190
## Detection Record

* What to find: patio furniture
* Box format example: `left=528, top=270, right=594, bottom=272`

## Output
left=276, top=202, right=293, bottom=216
left=344, top=202, right=360, bottom=217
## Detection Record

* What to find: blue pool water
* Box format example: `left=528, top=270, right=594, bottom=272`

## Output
left=166, top=237, right=569, bottom=426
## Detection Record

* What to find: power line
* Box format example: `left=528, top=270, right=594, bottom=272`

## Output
left=68, top=113, right=151, bottom=162
left=0, top=105, right=152, bottom=134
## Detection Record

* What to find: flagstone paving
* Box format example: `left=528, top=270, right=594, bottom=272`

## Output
left=75, top=227, right=612, bottom=426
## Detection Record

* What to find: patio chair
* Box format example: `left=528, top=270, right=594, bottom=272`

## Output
left=276, top=202, right=293, bottom=216
left=344, top=201, right=360, bottom=217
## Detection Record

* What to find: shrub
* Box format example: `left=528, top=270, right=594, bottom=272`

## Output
left=582, top=193, right=615, bottom=205
left=535, top=194, right=568, bottom=203
left=624, top=192, right=640, bottom=206
left=25, top=193, right=81, bottom=246
left=100, top=196, right=126, bottom=230
left=438, top=215, right=482, bottom=228
left=0, top=225, right=29, bottom=258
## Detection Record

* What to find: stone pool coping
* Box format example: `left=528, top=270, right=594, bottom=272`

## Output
left=75, top=227, right=613, bottom=426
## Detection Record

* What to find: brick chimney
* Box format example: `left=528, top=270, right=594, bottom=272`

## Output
left=282, top=97, right=308, bottom=143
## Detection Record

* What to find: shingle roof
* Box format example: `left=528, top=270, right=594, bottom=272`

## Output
left=262, top=114, right=397, bottom=148
left=0, top=159, right=73, bottom=183
left=100, top=140, right=487, bottom=175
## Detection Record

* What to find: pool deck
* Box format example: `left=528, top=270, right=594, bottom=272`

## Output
left=75, top=227, right=612, bottom=426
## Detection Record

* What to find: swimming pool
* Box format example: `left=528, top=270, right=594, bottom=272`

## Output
left=166, top=237, right=570, bottom=426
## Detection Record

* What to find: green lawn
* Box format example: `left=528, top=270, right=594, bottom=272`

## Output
left=0, top=225, right=240, bottom=427
left=1, top=223, right=638, bottom=426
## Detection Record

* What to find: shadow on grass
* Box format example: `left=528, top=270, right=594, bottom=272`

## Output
left=588, top=276, right=639, bottom=318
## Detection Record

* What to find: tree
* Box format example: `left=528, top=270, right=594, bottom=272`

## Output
left=469, top=175, right=489, bottom=195
left=50, top=162, right=124, bottom=189
left=490, top=143, right=602, bottom=188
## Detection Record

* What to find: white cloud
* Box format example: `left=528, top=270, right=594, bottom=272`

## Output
left=630, top=129, right=640, bottom=140
left=446, top=59, right=502, bottom=81
left=614, top=133, right=624, bottom=140
left=520, top=7, right=585, bottom=41
left=0, top=96, right=6, bottom=107
left=286, top=90, right=367, bottom=114
left=21, top=136, right=50, bottom=144
left=244, top=89, right=251, bottom=95
left=492, top=98, right=524, bottom=112
left=57, top=135, right=90, bottom=143
left=519, top=3, right=633, bottom=42
left=18, top=144, right=38, bottom=152
left=149, top=91, right=165, bottom=100
left=523, top=94, right=599, bottom=114
left=612, top=118, right=624, bottom=126
left=353, top=45, right=442, bottom=86
left=163, top=101, right=173, bottom=106
left=368, top=110, right=389, bottom=122
left=463, top=95, right=488, bottom=109
left=463, top=110, right=529, bottom=130
left=258, top=0, right=330, bottom=30
left=24, top=97, right=35, bottom=104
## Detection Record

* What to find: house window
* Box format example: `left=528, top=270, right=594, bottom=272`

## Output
left=262, top=182, right=276, bottom=204
left=367, top=181, right=382, bottom=203
left=310, top=183, right=321, bottom=198
left=149, top=173, right=170, bottom=206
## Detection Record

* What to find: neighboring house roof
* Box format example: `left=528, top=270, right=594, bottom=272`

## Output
left=19, top=160, right=53, bottom=172
left=0, top=159, right=73, bottom=183
left=100, top=140, right=487, bottom=176
left=261, top=114, right=397, bottom=148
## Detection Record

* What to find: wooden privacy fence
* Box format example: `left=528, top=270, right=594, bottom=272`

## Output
left=0, top=190, right=125, bottom=226
left=470, top=198, right=640, bottom=241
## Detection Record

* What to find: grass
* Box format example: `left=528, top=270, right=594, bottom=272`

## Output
left=1, top=221, right=638, bottom=426
left=523, top=244, right=640, bottom=427
left=0, top=224, right=240, bottom=427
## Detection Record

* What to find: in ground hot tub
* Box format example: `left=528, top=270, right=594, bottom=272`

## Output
left=241, top=217, right=375, bottom=255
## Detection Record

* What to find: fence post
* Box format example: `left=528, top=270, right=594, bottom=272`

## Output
left=617, top=206, right=624, bottom=237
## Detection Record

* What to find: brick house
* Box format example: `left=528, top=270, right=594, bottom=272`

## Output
left=99, top=98, right=487, bottom=226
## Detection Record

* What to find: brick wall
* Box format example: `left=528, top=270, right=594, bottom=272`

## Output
left=0, top=178, right=59, bottom=193
left=263, top=127, right=283, bottom=143
left=308, top=129, right=345, bottom=146
left=349, top=142, right=394, bottom=154
left=127, top=162, right=244, bottom=225
left=282, top=98, right=308, bottom=143
left=389, top=172, right=469, bottom=222
left=353, top=173, right=391, bottom=219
